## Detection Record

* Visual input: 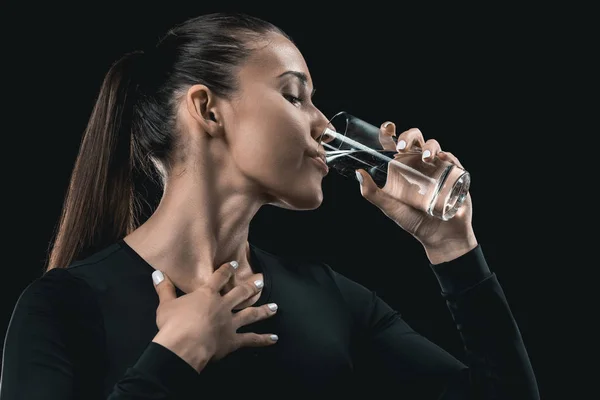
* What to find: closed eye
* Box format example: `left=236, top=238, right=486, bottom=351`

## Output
left=283, top=94, right=303, bottom=107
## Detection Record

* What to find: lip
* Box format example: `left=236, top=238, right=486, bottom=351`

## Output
left=310, top=156, right=329, bottom=174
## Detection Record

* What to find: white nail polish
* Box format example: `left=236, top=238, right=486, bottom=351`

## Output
left=396, top=140, right=406, bottom=151
left=254, top=280, right=264, bottom=288
left=270, top=334, right=279, bottom=341
left=355, top=171, right=363, bottom=185
left=230, top=261, right=239, bottom=269
left=152, top=270, right=164, bottom=286
left=268, top=303, right=278, bottom=311
left=422, top=150, right=431, bottom=160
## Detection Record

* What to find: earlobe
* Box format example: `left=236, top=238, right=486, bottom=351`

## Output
left=186, top=84, right=221, bottom=134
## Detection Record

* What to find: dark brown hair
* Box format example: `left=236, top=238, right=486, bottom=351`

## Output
left=45, top=12, right=290, bottom=271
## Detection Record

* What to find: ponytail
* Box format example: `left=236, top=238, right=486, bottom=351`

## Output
left=45, top=51, right=145, bottom=271
left=44, top=13, right=295, bottom=272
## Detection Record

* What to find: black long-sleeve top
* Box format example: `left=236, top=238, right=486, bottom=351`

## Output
left=1, top=239, right=539, bottom=399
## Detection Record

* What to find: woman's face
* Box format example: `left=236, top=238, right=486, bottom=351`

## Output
left=223, top=33, right=330, bottom=211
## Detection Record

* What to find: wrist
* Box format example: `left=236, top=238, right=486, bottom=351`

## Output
left=153, top=330, right=211, bottom=373
left=424, top=235, right=478, bottom=265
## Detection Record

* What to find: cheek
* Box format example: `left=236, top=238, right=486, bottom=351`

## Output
left=243, top=128, right=303, bottom=172
left=231, top=123, right=298, bottom=176
left=230, top=92, right=308, bottom=175
left=238, top=111, right=306, bottom=165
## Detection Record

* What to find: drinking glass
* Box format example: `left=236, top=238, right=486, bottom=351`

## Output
left=317, top=111, right=470, bottom=221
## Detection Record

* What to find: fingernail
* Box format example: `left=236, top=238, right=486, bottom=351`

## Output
left=355, top=170, right=363, bottom=185
left=270, top=334, right=279, bottom=341
left=396, top=140, right=406, bottom=151
left=254, top=280, right=264, bottom=288
left=152, top=270, right=164, bottom=286
left=268, top=303, right=278, bottom=311
left=422, top=149, right=431, bottom=160
left=230, top=261, right=239, bottom=269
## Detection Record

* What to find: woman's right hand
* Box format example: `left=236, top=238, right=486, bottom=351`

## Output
left=150, top=261, right=278, bottom=373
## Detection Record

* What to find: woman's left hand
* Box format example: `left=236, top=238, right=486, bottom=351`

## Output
left=355, top=122, right=477, bottom=262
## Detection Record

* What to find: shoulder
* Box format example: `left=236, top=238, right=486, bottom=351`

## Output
left=19, top=268, right=91, bottom=303
left=65, top=241, right=126, bottom=279
left=17, top=268, right=85, bottom=302
left=5, top=267, right=106, bottom=377
left=60, top=241, right=146, bottom=294
left=13, top=267, right=95, bottom=316
left=11, top=243, right=128, bottom=319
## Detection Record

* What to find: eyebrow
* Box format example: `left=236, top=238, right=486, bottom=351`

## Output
left=278, top=70, right=317, bottom=98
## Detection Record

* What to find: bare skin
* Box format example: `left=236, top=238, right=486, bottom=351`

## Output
left=127, top=30, right=476, bottom=372
left=123, top=32, right=329, bottom=308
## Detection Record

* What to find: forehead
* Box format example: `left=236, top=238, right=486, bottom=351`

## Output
left=240, top=33, right=312, bottom=86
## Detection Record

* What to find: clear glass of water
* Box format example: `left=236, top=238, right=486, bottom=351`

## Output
left=317, top=111, right=470, bottom=221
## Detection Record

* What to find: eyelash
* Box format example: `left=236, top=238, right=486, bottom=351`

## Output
left=283, top=94, right=304, bottom=106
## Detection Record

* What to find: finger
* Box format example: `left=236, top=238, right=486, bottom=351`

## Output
left=381, top=121, right=396, bottom=137
left=152, top=270, right=177, bottom=303
left=438, top=151, right=465, bottom=169
left=207, top=261, right=239, bottom=292
left=421, top=139, right=442, bottom=162
left=395, top=128, right=426, bottom=153
left=224, top=278, right=264, bottom=308
left=378, top=121, right=398, bottom=152
left=232, top=303, right=278, bottom=329
left=355, top=168, right=396, bottom=212
left=235, top=332, right=279, bottom=350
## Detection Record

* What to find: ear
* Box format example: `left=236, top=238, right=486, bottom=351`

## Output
left=185, top=84, right=222, bottom=136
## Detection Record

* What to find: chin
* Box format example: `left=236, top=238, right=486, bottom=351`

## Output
left=268, top=184, right=324, bottom=211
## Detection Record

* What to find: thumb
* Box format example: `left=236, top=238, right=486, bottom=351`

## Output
left=152, top=270, right=177, bottom=303
left=355, top=169, right=384, bottom=204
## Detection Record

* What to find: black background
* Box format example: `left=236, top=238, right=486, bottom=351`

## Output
left=2, top=2, right=590, bottom=398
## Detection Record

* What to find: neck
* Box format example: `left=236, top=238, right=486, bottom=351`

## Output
left=123, top=171, right=264, bottom=294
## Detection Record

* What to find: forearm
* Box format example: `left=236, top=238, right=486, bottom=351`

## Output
left=108, top=342, right=202, bottom=399
left=429, top=246, right=540, bottom=399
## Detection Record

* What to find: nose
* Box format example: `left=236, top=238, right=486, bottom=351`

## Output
left=311, top=108, right=333, bottom=148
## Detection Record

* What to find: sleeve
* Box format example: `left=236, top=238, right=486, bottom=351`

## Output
left=108, top=342, right=200, bottom=399
left=328, top=244, right=540, bottom=399
left=0, top=268, right=199, bottom=400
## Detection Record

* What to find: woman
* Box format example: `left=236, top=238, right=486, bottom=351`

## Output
left=0, top=12, right=539, bottom=399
